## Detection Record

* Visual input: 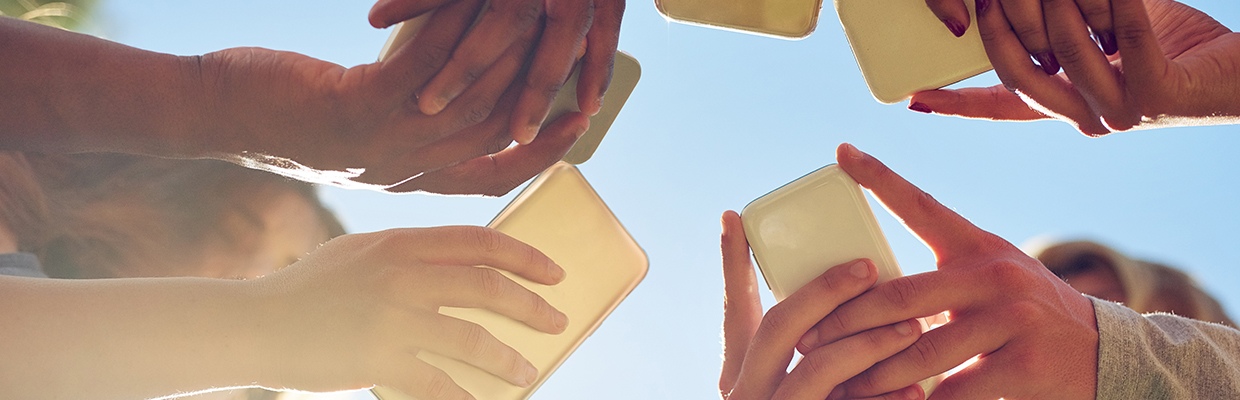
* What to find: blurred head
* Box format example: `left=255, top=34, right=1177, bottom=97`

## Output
left=17, top=152, right=344, bottom=279
left=1035, top=240, right=1235, bottom=328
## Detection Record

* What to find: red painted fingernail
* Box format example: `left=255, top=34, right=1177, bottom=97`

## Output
left=1097, top=31, right=1118, bottom=55
left=942, top=18, right=967, bottom=37
left=909, top=102, right=933, bottom=114
left=975, top=0, right=991, bottom=14
left=1033, top=52, right=1061, bottom=75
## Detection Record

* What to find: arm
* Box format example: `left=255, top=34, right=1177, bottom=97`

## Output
left=0, top=226, right=568, bottom=400
left=1093, top=297, right=1240, bottom=399
left=0, top=16, right=589, bottom=195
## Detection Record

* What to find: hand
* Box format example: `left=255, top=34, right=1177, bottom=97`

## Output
left=251, top=226, right=568, bottom=399
left=718, top=211, right=925, bottom=400
left=794, top=144, right=1098, bottom=400
left=913, top=0, right=1240, bottom=135
left=369, top=0, right=625, bottom=144
left=198, top=0, right=589, bottom=194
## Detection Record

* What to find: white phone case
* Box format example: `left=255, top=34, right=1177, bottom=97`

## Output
left=836, top=0, right=992, bottom=104
left=741, top=164, right=902, bottom=300
left=372, top=162, right=648, bottom=400
left=378, top=16, right=641, bottom=164
left=654, top=0, right=822, bottom=39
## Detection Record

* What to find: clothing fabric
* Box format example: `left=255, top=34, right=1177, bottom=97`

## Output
left=0, top=252, right=47, bottom=278
left=1093, top=297, right=1240, bottom=399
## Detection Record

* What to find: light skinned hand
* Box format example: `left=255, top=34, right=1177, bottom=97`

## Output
left=794, top=144, right=1098, bottom=400
left=251, top=226, right=567, bottom=400
left=368, top=0, right=625, bottom=144
left=718, top=211, right=926, bottom=400
left=913, top=0, right=1240, bottom=135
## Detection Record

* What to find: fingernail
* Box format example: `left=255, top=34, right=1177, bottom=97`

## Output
left=423, top=96, right=449, bottom=116
left=591, top=96, right=605, bottom=116
left=516, top=125, right=539, bottom=145
left=975, top=0, right=991, bottom=14
left=942, top=18, right=967, bottom=37
left=1097, top=31, right=1118, bottom=55
left=850, top=260, right=871, bottom=279
left=842, top=143, right=864, bottom=160
left=903, top=385, right=921, bottom=400
left=895, top=320, right=915, bottom=336
left=908, top=102, right=932, bottom=114
left=799, top=329, right=819, bottom=349
left=826, top=386, right=846, bottom=400
left=573, top=123, right=589, bottom=139
left=554, top=311, right=569, bottom=331
left=549, top=261, right=566, bottom=283
left=1033, top=52, right=1060, bottom=75
left=519, top=362, right=538, bottom=387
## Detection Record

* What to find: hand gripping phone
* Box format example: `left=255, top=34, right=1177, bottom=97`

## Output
left=741, top=164, right=941, bottom=394
left=378, top=14, right=641, bottom=164
left=835, top=0, right=992, bottom=104
left=372, top=162, right=649, bottom=400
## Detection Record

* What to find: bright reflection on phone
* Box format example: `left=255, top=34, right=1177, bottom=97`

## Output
left=654, top=0, right=822, bottom=39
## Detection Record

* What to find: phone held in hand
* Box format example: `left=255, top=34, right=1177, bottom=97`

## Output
left=836, top=0, right=992, bottom=104
left=378, top=15, right=641, bottom=164
left=741, top=164, right=941, bottom=394
left=654, top=0, right=822, bottom=39
left=371, top=162, right=648, bottom=400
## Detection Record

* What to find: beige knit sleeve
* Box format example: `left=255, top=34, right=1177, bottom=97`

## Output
left=1092, top=297, right=1240, bottom=399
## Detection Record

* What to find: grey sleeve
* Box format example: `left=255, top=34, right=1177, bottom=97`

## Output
left=1093, top=297, right=1240, bottom=399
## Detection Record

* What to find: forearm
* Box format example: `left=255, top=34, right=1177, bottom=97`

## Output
left=0, top=275, right=277, bottom=400
left=0, top=16, right=207, bottom=156
left=1092, top=297, right=1240, bottom=400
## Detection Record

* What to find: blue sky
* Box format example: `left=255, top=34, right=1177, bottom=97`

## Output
left=91, top=0, right=1240, bottom=398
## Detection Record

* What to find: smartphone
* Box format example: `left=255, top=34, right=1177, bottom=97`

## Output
left=378, top=14, right=641, bottom=164
left=835, top=0, right=992, bottom=104
left=654, top=0, right=822, bottom=39
left=741, top=164, right=902, bottom=300
left=371, top=162, right=649, bottom=400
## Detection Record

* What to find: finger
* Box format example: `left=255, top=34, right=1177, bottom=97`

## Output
left=577, top=0, right=624, bottom=116
left=387, top=357, right=476, bottom=400
left=908, top=87, right=1048, bottom=121
left=727, top=259, right=880, bottom=400
left=835, top=144, right=1002, bottom=263
left=849, top=385, right=925, bottom=400
left=995, top=0, right=1058, bottom=74
left=1044, top=0, right=1139, bottom=130
left=773, top=320, right=922, bottom=400
left=841, top=315, right=1009, bottom=398
left=357, top=20, right=537, bottom=187
left=430, top=266, right=568, bottom=334
left=387, top=112, right=589, bottom=196
left=1110, top=0, right=1170, bottom=101
left=418, top=0, right=545, bottom=116
left=1074, top=0, right=1117, bottom=55
left=799, top=270, right=981, bottom=351
left=720, top=210, right=763, bottom=396
left=398, top=226, right=566, bottom=285
left=378, top=0, right=487, bottom=99
left=421, top=314, right=541, bottom=387
left=925, top=0, right=971, bottom=37
left=977, top=0, right=1108, bottom=134
left=510, top=0, right=595, bottom=144
left=369, top=0, right=457, bottom=28
left=918, top=352, right=1006, bottom=400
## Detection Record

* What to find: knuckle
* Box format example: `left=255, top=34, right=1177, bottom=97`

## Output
left=756, top=303, right=795, bottom=339
left=468, top=227, right=507, bottom=254
left=461, top=322, right=493, bottom=359
left=798, top=353, right=836, bottom=381
left=848, top=368, right=883, bottom=395
left=514, top=1, right=542, bottom=28
left=417, top=44, right=454, bottom=74
left=474, top=268, right=509, bottom=300
left=1049, top=38, right=1091, bottom=66
left=422, top=369, right=456, bottom=400
left=1005, top=300, right=1047, bottom=328
left=984, top=259, right=1033, bottom=292
left=881, top=278, right=920, bottom=312
left=461, top=67, right=485, bottom=86
left=1012, top=25, right=1048, bottom=49
left=907, top=337, right=941, bottom=370
left=463, top=100, right=496, bottom=127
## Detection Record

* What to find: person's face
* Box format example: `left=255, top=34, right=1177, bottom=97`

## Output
left=195, top=190, right=333, bottom=280
left=1052, top=256, right=1127, bottom=304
